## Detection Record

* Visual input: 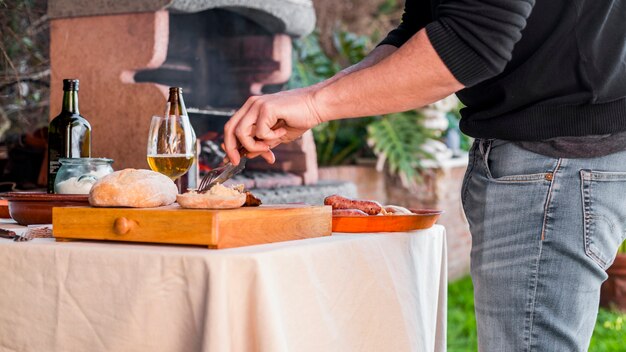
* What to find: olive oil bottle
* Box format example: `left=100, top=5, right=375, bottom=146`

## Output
left=47, top=79, right=91, bottom=193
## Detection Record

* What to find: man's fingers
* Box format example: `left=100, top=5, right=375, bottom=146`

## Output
left=236, top=104, right=275, bottom=144
left=261, top=139, right=283, bottom=150
left=260, top=150, right=276, bottom=164
left=254, top=108, right=281, bottom=140
left=257, top=127, right=287, bottom=140
left=223, top=95, right=289, bottom=164
left=224, top=97, right=257, bottom=164
left=246, top=150, right=276, bottom=164
left=234, top=110, right=272, bottom=154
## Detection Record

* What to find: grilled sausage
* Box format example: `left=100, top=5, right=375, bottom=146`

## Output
left=324, top=195, right=382, bottom=215
left=332, top=208, right=368, bottom=216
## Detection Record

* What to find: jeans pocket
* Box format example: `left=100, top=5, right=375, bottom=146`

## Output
left=479, top=139, right=553, bottom=183
left=581, top=170, right=626, bottom=269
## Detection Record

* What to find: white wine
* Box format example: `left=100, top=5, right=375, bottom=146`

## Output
left=147, top=154, right=194, bottom=180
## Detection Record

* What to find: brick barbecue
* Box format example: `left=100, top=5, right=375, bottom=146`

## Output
left=47, top=0, right=338, bottom=200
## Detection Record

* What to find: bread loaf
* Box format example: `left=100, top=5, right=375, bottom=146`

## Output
left=89, top=169, right=177, bottom=207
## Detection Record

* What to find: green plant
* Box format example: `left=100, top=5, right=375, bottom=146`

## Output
left=449, top=276, right=626, bottom=351
left=619, top=240, right=626, bottom=254
left=445, top=105, right=472, bottom=153
left=289, top=31, right=375, bottom=166
left=589, top=308, right=626, bottom=351
left=0, top=0, right=50, bottom=140
left=447, top=276, right=478, bottom=352
left=367, top=111, right=435, bottom=189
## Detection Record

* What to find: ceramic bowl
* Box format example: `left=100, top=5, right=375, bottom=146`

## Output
left=0, top=192, right=89, bottom=225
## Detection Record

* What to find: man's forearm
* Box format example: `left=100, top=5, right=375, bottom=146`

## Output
left=307, top=44, right=398, bottom=91
left=311, top=29, right=464, bottom=122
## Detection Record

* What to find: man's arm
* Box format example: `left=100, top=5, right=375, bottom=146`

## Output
left=224, top=0, right=535, bottom=164
left=311, top=29, right=463, bottom=123
left=223, top=29, right=462, bottom=164
left=307, top=44, right=399, bottom=90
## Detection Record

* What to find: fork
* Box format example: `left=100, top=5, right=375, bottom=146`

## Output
left=13, top=232, right=31, bottom=242
left=13, top=226, right=53, bottom=242
left=197, top=145, right=247, bottom=193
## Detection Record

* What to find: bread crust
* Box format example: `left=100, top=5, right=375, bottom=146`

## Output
left=89, top=169, right=178, bottom=208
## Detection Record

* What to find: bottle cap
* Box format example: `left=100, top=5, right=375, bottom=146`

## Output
left=63, top=79, right=79, bottom=91
left=169, top=87, right=183, bottom=93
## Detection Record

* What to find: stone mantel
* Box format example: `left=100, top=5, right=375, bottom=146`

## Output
left=47, top=0, right=315, bottom=37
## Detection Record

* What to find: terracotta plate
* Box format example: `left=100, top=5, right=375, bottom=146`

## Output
left=0, top=199, right=9, bottom=219
left=332, top=209, right=443, bottom=233
left=0, top=192, right=90, bottom=225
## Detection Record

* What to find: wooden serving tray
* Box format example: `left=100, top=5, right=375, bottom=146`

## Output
left=53, top=204, right=332, bottom=249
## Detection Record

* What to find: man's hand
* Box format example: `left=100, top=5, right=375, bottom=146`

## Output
left=223, top=87, right=324, bottom=165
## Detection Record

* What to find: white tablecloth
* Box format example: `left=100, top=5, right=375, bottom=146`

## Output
left=0, top=225, right=447, bottom=352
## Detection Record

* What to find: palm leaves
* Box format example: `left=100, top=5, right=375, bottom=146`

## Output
left=367, top=112, right=435, bottom=189
left=289, top=31, right=377, bottom=166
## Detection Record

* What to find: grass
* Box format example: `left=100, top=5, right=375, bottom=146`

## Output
left=448, top=276, right=626, bottom=351
left=448, top=276, right=477, bottom=351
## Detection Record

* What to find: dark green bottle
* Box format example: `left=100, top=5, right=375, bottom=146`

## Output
left=47, top=79, right=92, bottom=193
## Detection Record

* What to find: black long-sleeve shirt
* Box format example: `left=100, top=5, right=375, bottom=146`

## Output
left=380, top=0, right=626, bottom=142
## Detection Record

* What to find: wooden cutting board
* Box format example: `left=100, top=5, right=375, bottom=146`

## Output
left=52, top=204, right=332, bottom=249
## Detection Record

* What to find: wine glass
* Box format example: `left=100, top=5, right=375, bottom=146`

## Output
left=146, top=115, right=195, bottom=181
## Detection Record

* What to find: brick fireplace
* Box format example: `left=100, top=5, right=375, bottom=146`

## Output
left=47, top=0, right=328, bottom=197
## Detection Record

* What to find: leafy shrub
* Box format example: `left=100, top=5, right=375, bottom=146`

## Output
left=289, top=31, right=374, bottom=166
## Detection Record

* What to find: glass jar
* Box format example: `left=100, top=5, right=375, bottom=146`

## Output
left=54, top=158, right=114, bottom=194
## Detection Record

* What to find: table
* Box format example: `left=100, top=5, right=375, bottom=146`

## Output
left=0, top=225, right=447, bottom=352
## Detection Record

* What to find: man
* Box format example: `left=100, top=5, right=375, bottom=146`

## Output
left=224, top=1, right=626, bottom=350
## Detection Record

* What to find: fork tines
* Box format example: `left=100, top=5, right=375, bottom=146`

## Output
left=198, top=167, right=224, bottom=193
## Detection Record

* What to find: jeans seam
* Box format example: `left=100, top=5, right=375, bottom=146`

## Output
left=461, top=143, right=478, bottom=205
left=489, top=176, right=550, bottom=184
left=527, top=160, right=558, bottom=349
left=541, top=159, right=562, bottom=241
left=581, top=170, right=602, bottom=267
left=525, top=240, right=544, bottom=352
left=581, top=170, right=618, bottom=269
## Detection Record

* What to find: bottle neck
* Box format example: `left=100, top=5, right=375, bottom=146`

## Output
left=62, top=90, right=79, bottom=114
left=167, top=89, right=187, bottom=117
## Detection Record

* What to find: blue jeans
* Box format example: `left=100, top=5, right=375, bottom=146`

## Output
left=462, top=139, right=626, bottom=351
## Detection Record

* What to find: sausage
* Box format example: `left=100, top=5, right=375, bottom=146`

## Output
left=332, top=208, right=368, bottom=216
left=324, top=195, right=382, bottom=215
